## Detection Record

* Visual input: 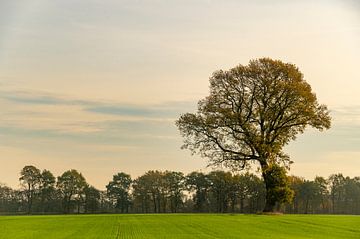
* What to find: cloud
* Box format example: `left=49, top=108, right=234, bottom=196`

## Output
left=0, top=90, right=196, bottom=118
left=85, top=104, right=191, bottom=118
left=345, top=0, right=360, bottom=9
left=1, top=89, right=360, bottom=142
left=332, top=106, right=360, bottom=124
left=0, top=90, right=95, bottom=106
left=0, top=89, right=194, bottom=154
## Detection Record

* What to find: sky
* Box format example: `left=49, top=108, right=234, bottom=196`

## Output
left=0, top=0, right=359, bottom=189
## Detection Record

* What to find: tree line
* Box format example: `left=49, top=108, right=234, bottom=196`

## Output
left=1, top=165, right=360, bottom=215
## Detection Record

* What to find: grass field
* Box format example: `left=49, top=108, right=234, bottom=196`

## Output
left=0, top=214, right=359, bottom=238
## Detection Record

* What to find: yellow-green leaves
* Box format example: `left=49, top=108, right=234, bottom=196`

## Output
left=176, top=58, right=331, bottom=212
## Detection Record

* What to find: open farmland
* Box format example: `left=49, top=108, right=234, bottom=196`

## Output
left=0, top=214, right=359, bottom=239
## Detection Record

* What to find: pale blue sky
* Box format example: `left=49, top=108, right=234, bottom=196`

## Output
left=0, top=0, right=359, bottom=188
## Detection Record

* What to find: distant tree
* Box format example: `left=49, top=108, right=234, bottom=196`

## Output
left=298, top=180, right=319, bottom=214
left=313, top=176, right=329, bottom=213
left=176, top=58, right=331, bottom=212
left=106, top=172, right=132, bottom=213
left=39, top=169, right=56, bottom=213
left=208, top=171, right=233, bottom=213
left=98, top=190, right=113, bottom=213
left=146, top=171, right=166, bottom=213
left=164, top=171, right=185, bottom=213
left=229, top=173, right=264, bottom=213
left=186, top=172, right=210, bottom=212
left=132, top=171, right=167, bottom=213
left=132, top=176, right=152, bottom=213
left=245, top=173, right=266, bottom=212
left=342, top=176, right=360, bottom=214
left=287, top=175, right=305, bottom=213
left=329, top=174, right=345, bottom=214
left=228, top=174, right=245, bottom=212
left=84, top=186, right=100, bottom=213
left=351, top=177, right=360, bottom=214
left=57, top=169, right=87, bottom=213
left=0, top=184, right=18, bottom=213
left=19, top=165, right=41, bottom=214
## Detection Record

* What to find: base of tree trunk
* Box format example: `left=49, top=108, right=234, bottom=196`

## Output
left=257, top=211, right=283, bottom=215
left=262, top=201, right=276, bottom=213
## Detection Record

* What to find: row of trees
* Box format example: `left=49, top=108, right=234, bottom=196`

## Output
left=1, top=165, right=360, bottom=214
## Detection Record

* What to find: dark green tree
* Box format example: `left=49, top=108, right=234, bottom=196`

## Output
left=228, top=174, right=244, bottom=212
left=164, top=171, right=185, bottom=213
left=0, top=184, right=19, bottom=213
left=19, top=165, right=41, bottom=214
left=298, top=180, right=318, bottom=214
left=208, top=171, right=233, bottom=213
left=245, top=174, right=266, bottom=212
left=132, top=176, right=152, bottom=213
left=287, top=175, right=305, bottom=213
left=186, top=172, right=210, bottom=212
left=229, top=173, right=264, bottom=213
left=329, top=174, right=345, bottom=214
left=106, top=172, right=132, bottom=213
left=84, top=186, right=100, bottom=213
left=313, top=176, right=329, bottom=213
left=132, top=171, right=169, bottom=213
left=176, top=58, right=331, bottom=212
left=57, top=169, right=87, bottom=213
left=39, top=169, right=57, bottom=213
left=342, top=176, right=360, bottom=214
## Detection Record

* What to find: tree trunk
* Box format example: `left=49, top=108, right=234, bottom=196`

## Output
left=261, top=162, right=276, bottom=213
left=231, top=198, right=236, bottom=213
left=240, top=197, right=244, bottom=213
left=152, top=194, right=157, bottom=213
left=27, top=183, right=32, bottom=214
left=263, top=198, right=276, bottom=212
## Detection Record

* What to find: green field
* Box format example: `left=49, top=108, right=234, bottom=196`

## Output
left=0, top=214, right=359, bottom=238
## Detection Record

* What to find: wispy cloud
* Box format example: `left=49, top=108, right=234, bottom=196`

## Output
left=332, top=106, right=360, bottom=125
left=0, top=90, right=95, bottom=106
left=85, top=102, right=194, bottom=118
left=0, top=89, right=195, bottom=151
left=0, top=89, right=195, bottom=118
left=1, top=89, right=360, bottom=139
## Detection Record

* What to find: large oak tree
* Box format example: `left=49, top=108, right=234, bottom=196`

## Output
left=176, top=58, right=331, bottom=212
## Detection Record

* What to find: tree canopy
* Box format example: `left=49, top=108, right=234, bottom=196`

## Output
left=19, top=165, right=41, bottom=213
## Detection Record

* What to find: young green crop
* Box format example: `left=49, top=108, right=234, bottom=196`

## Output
left=0, top=214, right=359, bottom=239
